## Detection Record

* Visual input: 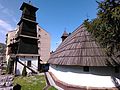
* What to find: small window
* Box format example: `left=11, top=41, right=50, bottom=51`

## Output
left=27, top=61, right=31, bottom=67
left=83, top=66, right=89, bottom=72
left=1, top=57, right=3, bottom=60
left=38, top=35, right=41, bottom=37
left=115, top=67, right=119, bottom=73
left=38, top=41, right=41, bottom=44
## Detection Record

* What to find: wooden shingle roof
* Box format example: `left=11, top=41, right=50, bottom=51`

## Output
left=48, top=25, right=112, bottom=66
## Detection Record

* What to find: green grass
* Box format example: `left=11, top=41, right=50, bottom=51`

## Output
left=14, top=75, right=46, bottom=90
left=48, top=86, right=58, bottom=90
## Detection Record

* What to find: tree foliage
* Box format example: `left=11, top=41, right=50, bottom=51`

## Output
left=6, top=60, right=13, bottom=74
left=0, top=45, right=1, bottom=49
left=84, top=0, right=120, bottom=57
left=22, top=66, right=27, bottom=76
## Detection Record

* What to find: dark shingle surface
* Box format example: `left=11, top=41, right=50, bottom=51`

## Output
left=48, top=25, right=112, bottom=66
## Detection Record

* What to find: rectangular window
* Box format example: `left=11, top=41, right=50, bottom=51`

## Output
left=83, top=66, right=89, bottom=72
left=27, top=61, right=31, bottom=67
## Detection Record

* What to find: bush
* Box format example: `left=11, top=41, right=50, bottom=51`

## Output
left=6, top=60, right=12, bottom=74
left=22, top=66, right=27, bottom=76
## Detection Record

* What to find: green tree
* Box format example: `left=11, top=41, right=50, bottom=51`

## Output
left=22, top=66, right=27, bottom=76
left=0, top=45, right=1, bottom=48
left=6, top=58, right=13, bottom=74
left=84, top=0, right=120, bottom=65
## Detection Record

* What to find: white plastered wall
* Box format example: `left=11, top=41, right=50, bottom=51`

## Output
left=49, top=65, right=120, bottom=88
left=16, top=56, right=38, bottom=75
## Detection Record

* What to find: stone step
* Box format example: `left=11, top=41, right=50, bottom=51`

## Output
left=0, top=75, right=14, bottom=88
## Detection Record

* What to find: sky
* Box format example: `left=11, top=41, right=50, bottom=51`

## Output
left=0, top=0, right=100, bottom=51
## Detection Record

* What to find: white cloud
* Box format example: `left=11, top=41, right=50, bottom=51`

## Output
left=0, top=3, right=17, bottom=23
left=0, top=19, right=13, bottom=31
left=0, top=19, right=14, bottom=43
left=0, top=3, right=15, bottom=43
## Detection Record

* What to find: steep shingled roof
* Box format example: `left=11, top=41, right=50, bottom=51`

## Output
left=48, top=25, right=112, bottom=66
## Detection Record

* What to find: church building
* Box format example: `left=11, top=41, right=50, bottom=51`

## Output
left=48, top=25, right=120, bottom=90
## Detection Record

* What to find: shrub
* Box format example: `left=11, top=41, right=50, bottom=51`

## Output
left=6, top=60, right=12, bottom=74
left=22, top=66, right=27, bottom=76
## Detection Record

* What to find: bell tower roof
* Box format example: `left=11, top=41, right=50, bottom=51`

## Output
left=61, top=30, right=69, bottom=37
left=61, top=30, right=69, bottom=42
left=20, top=2, right=38, bottom=11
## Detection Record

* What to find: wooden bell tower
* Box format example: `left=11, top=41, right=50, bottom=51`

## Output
left=16, top=2, right=38, bottom=54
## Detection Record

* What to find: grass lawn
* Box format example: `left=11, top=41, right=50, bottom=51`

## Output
left=48, top=86, right=58, bottom=90
left=14, top=75, right=46, bottom=90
